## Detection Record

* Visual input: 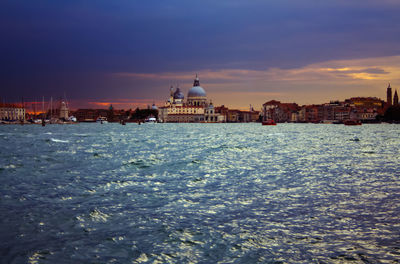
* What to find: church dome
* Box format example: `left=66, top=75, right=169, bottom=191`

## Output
left=188, top=74, right=206, bottom=98
left=173, top=88, right=184, bottom=100
left=188, top=86, right=206, bottom=98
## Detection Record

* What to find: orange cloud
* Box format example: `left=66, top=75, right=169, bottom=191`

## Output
left=85, top=99, right=164, bottom=110
left=113, top=55, right=400, bottom=83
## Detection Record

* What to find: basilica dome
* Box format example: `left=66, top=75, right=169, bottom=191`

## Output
left=188, top=86, right=206, bottom=98
left=188, top=74, right=206, bottom=98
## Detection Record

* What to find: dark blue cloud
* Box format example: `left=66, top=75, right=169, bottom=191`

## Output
left=1, top=0, right=400, bottom=102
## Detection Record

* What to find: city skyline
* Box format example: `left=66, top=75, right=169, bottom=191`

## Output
left=1, top=1, right=400, bottom=109
left=11, top=79, right=398, bottom=113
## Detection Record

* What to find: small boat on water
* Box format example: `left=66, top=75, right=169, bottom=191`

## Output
left=344, top=120, right=362, bottom=126
left=144, top=116, right=157, bottom=123
left=68, top=116, right=77, bottom=122
left=262, top=119, right=277, bottom=125
left=96, top=117, right=108, bottom=124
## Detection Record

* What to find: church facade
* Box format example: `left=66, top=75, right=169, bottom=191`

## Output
left=158, top=75, right=225, bottom=123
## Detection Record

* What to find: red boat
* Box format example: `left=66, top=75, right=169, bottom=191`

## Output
left=344, top=120, right=362, bottom=126
left=262, top=119, right=277, bottom=125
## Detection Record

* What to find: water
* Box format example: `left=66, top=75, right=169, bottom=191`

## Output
left=0, top=123, right=399, bottom=263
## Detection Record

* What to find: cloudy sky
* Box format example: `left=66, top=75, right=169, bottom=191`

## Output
left=1, top=0, right=400, bottom=110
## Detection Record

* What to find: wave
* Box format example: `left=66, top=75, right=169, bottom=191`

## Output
left=73, top=133, right=90, bottom=137
left=50, top=138, right=69, bottom=143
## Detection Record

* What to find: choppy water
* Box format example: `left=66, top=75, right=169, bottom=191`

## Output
left=0, top=123, right=399, bottom=263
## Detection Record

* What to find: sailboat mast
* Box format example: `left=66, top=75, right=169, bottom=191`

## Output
left=42, top=96, right=45, bottom=119
left=64, top=92, right=70, bottom=112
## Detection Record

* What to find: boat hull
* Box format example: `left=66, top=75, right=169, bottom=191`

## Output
left=344, top=120, right=362, bottom=126
left=262, top=120, right=277, bottom=125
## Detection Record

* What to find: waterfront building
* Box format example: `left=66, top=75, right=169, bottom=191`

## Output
left=223, top=108, right=259, bottom=122
left=345, top=97, right=384, bottom=109
left=214, top=105, right=229, bottom=121
left=350, top=108, right=379, bottom=122
left=262, top=100, right=299, bottom=122
left=321, top=101, right=341, bottom=122
left=345, top=97, right=384, bottom=121
left=299, top=105, right=324, bottom=123
left=227, top=109, right=241, bottom=122
left=291, top=112, right=299, bottom=122
left=158, top=75, right=225, bottom=123
left=0, top=103, right=25, bottom=121
left=73, top=109, right=110, bottom=122
left=333, top=106, right=351, bottom=121
left=204, top=102, right=226, bottom=122
left=238, top=110, right=260, bottom=122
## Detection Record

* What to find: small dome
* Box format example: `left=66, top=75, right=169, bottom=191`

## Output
left=188, top=86, right=206, bottom=98
left=173, top=88, right=184, bottom=100
left=151, top=104, right=158, bottom=110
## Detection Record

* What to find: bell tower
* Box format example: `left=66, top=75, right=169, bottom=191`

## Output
left=387, top=83, right=392, bottom=106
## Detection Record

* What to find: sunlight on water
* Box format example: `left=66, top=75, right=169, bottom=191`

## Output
left=0, top=123, right=399, bottom=263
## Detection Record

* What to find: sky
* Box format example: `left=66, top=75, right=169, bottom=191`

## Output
left=1, top=0, right=400, bottom=110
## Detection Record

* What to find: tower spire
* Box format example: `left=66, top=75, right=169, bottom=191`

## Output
left=387, top=82, right=393, bottom=106
left=193, top=74, right=200, bottom=87
left=393, top=89, right=399, bottom=106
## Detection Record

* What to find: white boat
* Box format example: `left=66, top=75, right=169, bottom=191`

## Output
left=144, top=117, right=157, bottom=123
left=68, top=116, right=77, bottom=122
left=96, top=117, right=108, bottom=124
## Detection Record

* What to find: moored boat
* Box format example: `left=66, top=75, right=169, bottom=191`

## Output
left=96, top=117, right=108, bottom=124
left=262, top=119, right=277, bottom=125
left=344, top=120, right=362, bottom=126
left=144, top=116, right=157, bottom=123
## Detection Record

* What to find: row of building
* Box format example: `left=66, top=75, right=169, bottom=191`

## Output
left=261, top=84, right=398, bottom=123
left=262, top=98, right=382, bottom=123
left=0, top=103, right=26, bottom=121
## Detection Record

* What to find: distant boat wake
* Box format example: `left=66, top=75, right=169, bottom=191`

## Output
left=50, top=138, right=69, bottom=143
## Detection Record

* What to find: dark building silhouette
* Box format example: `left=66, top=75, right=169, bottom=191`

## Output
left=394, top=90, right=399, bottom=106
left=387, top=83, right=392, bottom=106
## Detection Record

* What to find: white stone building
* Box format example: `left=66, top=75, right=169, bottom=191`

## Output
left=158, top=75, right=224, bottom=123
left=0, top=103, right=25, bottom=121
